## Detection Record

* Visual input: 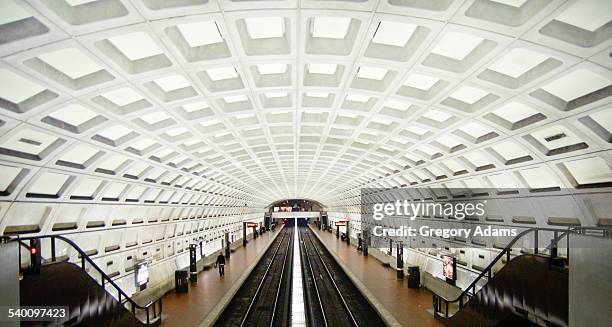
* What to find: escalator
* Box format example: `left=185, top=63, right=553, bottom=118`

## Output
left=441, top=255, right=567, bottom=327
left=20, top=262, right=149, bottom=327
left=432, top=227, right=577, bottom=327
left=12, top=235, right=162, bottom=327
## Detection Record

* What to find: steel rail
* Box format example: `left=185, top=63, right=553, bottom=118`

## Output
left=269, top=230, right=293, bottom=326
left=239, top=228, right=291, bottom=327
left=299, top=228, right=328, bottom=327
left=302, top=228, right=359, bottom=327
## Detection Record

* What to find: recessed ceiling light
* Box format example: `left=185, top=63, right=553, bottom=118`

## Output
left=154, top=75, right=191, bottom=92
left=245, top=17, right=284, bottom=39
left=206, top=66, right=238, bottom=81
left=28, top=172, right=71, bottom=196
left=214, top=132, right=231, bottom=138
left=416, top=145, right=438, bottom=155
left=270, top=110, right=291, bottom=115
left=130, top=138, right=156, bottom=150
left=405, top=126, right=428, bottom=135
left=303, top=109, right=326, bottom=113
left=555, top=0, right=612, bottom=32
left=356, top=66, right=388, bottom=80
left=372, top=117, right=393, bottom=125
left=98, top=125, right=132, bottom=140
left=166, top=128, right=188, bottom=137
left=590, top=110, right=612, bottom=132
left=59, top=144, right=99, bottom=165
left=436, top=135, right=462, bottom=147
left=183, top=139, right=202, bottom=147
left=372, top=21, right=417, bottom=47
left=265, top=92, right=288, bottom=98
left=257, top=63, right=287, bottom=75
left=108, top=32, right=163, bottom=61
left=101, top=87, right=142, bottom=106
left=0, top=69, right=46, bottom=104
left=492, top=140, right=530, bottom=160
left=492, top=102, right=539, bottom=123
left=449, top=86, right=489, bottom=104
left=540, top=69, right=610, bottom=101
left=200, top=119, right=220, bottom=127
left=306, top=92, right=329, bottom=98
left=177, top=21, right=223, bottom=48
left=141, top=111, right=171, bottom=124
left=178, top=21, right=223, bottom=47
left=384, top=99, right=411, bottom=111
left=346, top=94, right=370, bottom=102
left=339, top=113, right=359, bottom=119
left=49, top=104, right=98, bottom=126
left=423, top=110, right=452, bottom=122
left=236, top=113, right=256, bottom=119
left=431, top=32, right=484, bottom=61
left=459, top=122, right=491, bottom=137
left=403, top=74, right=439, bottom=90
left=65, top=0, right=98, bottom=6
left=182, top=101, right=209, bottom=112
left=312, top=17, right=351, bottom=39
left=224, top=95, right=248, bottom=103
left=490, top=0, right=528, bottom=7
left=488, top=48, right=549, bottom=78
left=38, top=48, right=103, bottom=79
left=564, top=157, right=612, bottom=185
left=0, top=0, right=32, bottom=25
left=308, top=63, right=337, bottom=75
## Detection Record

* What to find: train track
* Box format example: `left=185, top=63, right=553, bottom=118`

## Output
left=215, top=227, right=293, bottom=327
left=299, top=227, right=387, bottom=327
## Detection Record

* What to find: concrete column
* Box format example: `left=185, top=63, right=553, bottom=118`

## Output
left=0, top=242, right=20, bottom=327
left=243, top=222, right=247, bottom=246
left=396, top=242, right=404, bottom=279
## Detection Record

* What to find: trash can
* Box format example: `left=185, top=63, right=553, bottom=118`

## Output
left=408, top=266, right=420, bottom=288
left=175, top=270, right=189, bottom=293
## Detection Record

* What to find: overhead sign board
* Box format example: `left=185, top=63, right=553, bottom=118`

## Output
left=335, top=221, right=348, bottom=226
left=246, top=222, right=258, bottom=228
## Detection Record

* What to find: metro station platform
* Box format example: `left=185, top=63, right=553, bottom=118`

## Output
left=310, top=226, right=443, bottom=327
left=159, top=228, right=281, bottom=327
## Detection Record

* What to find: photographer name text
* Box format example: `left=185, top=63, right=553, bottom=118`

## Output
left=372, top=225, right=517, bottom=239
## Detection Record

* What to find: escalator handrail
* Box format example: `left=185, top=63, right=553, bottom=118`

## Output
left=441, top=226, right=610, bottom=307
left=10, top=234, right=161, bottom=324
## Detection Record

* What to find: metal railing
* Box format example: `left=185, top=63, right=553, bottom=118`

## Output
left=12, top=234, right=162, bottom=326
left=432, top=226, right=611, bottom=319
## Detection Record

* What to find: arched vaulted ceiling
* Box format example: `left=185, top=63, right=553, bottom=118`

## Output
left=0, top=0, right=611, bottom=211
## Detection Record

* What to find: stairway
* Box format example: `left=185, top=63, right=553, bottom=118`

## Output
left=13, top=235, right=162, bottom=327
left=441, top=255, right=568, bottom=327
left=21, top=262, right=148, bottom=327
left=428, top=227, right=592, bottom=327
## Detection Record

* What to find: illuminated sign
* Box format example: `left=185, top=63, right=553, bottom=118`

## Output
left=335, top=221, right=348, bottom=226
left=135, top=261, right=149, bottom=288
left=274, top=206, right=292, bottom=212
left=442, top=255, right=456, bottom=284
left=246, top=222, right=258, bottom=228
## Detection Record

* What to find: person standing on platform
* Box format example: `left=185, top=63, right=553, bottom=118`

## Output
left=216, top=253, right=226, bottom=276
